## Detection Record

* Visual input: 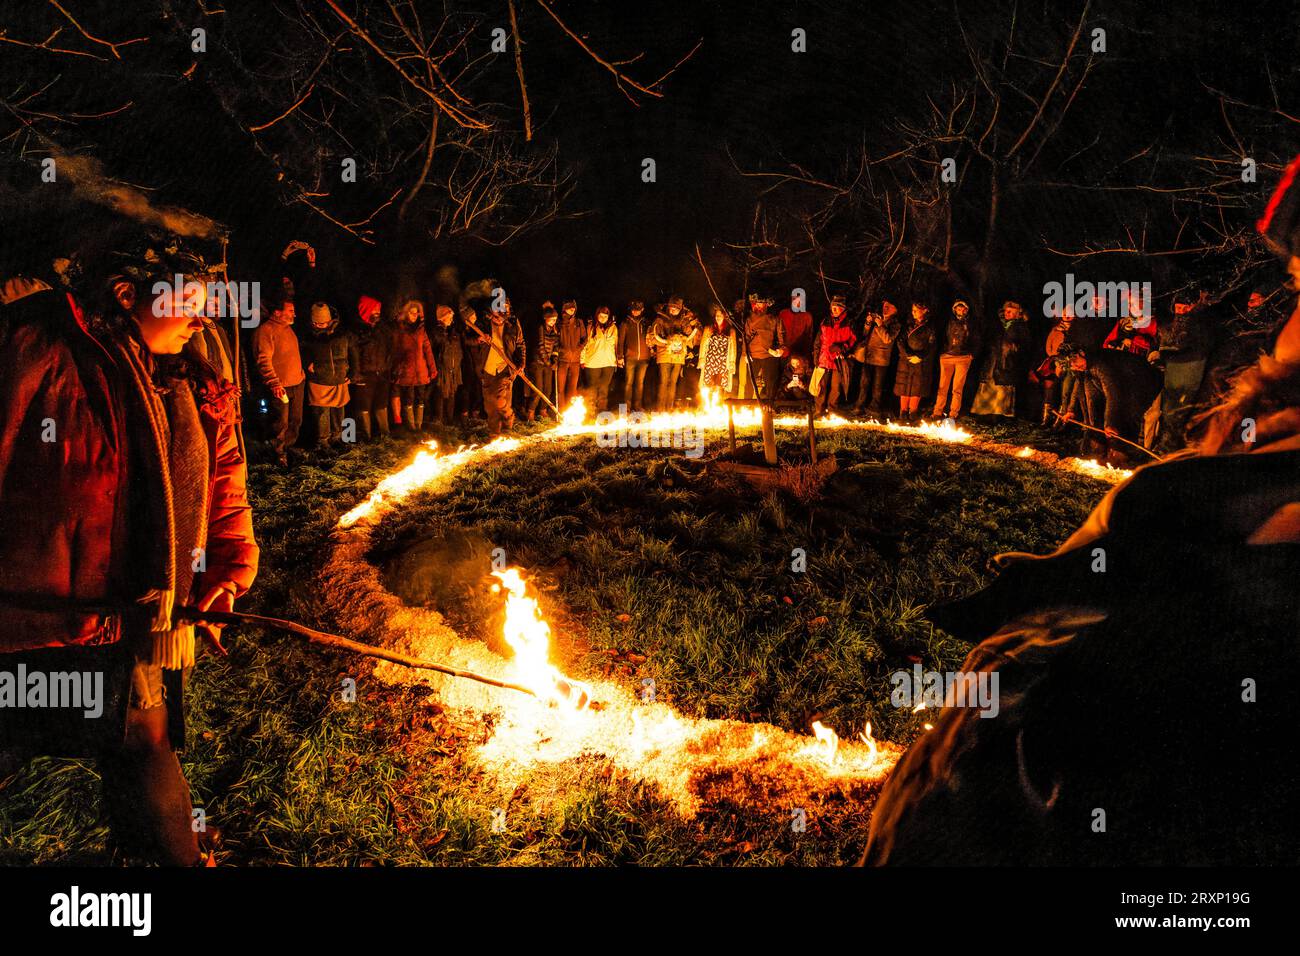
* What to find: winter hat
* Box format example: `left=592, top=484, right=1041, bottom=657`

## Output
left=310, top=302, right=338, bottom=330
left=628, top=299, right=645, bottom=312
left=357, top=294, right=382, bottom=324
left=830, top=294, right=847, bottom=309
left=562, top=299, right=577, bottom=312
left=952, top=299, right=970, bottom=314
left=668, top=295, right=685, bottom=309
left=435, top=304, right=454, bottom=323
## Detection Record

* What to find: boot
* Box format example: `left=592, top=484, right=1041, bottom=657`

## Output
left=404, top=404, right=417, bottom=433
left=375, top=408, right=390, bottom=437
left=358, top=410, right=372, bottom=442
left=414, top=404, right=426, bottom=430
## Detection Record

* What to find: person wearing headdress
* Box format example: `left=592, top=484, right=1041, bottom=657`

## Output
left=0, top=228, right=258, bottom=865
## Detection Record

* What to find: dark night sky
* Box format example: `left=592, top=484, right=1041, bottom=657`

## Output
left=2, top=0, right=1297, bottom=323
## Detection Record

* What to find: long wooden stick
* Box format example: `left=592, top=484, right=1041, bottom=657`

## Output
left=173, top=606, right=538, bottom=697
left=463, top=315, right=561, bottom=416
left=1048, top=408, right=1161, bottom=459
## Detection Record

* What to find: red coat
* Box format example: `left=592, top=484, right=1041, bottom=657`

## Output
left=389, top=323, right=437, bottom=386
left=1102, top=317, right=1159, bottom=357
left=0, top=290, right=258, bottom=652
left=813, top=317, right=857, bottom=369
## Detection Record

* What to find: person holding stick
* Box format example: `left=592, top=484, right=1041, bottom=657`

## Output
left=0, top=228, right=259, bottom=866
left=466, top=296, right=526, bottom=437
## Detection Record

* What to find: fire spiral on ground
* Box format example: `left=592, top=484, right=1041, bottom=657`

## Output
left=323, top=394, right=1127, bottom=814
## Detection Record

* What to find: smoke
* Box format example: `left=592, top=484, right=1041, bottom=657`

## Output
left=51, top=152, right=223, bottom=240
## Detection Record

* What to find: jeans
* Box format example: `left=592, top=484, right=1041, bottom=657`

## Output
left=815, top=362, right=849, bottom=415
left=526, top=362, right=557, bottom=418
left=584, top=365, right=616, bottom=412
left=311, top=405, right=344, bottom=445
left=932, top=354, right=973, bottom=417
left=623, top=359, right=650, bottom=410
left=269, top=381, right=304, bottom=456
left=657, top=362, right=683, bottom=411
left=855, top=363, right=889, bottom=411
left=558, top=361, right=582, bottom=409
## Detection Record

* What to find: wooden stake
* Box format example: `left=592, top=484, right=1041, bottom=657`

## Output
left=761, top=405, right=777, bottom=465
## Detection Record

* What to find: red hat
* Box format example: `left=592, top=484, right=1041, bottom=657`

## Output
left=357, top=294, right=382, bottom=323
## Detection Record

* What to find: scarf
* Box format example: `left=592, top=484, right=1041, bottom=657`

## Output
left=102, top=327, right=210, bottom=668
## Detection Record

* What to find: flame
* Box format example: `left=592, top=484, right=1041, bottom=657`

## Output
left=1017, top=446, right=1035, bottom=458
left=491, top=567, right=592, bottom=710
left=859, top=722, right=879, bottom=767
left=1068, top=457, right=1134, bottom=480
left=808, top=720, right=840, bottom=767
left=559, top=395, right=588, bottom=428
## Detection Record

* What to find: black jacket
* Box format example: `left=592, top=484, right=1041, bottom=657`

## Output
left=940, top=315, right=977, bottom=357
left=983, top=319, right=1030, bottom=385
left=301, top=326, right=357, bottom=386
left=532, top=322, right=561, bottom=366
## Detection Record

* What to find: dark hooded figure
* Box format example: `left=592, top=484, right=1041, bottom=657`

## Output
left=861, top=161, right=1300, bottom=867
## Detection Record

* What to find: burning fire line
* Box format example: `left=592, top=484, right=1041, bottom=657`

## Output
left=327, top=390, right=1128, bottom=811
left=340, top=391, right=1130, bottom=529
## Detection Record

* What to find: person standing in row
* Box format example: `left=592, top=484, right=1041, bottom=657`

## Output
left=429, top=305, right=464, bottom=426
left=390, top=298, right=436, bottom=432
left=650, top=295, right=699, bottom=411
left=779, top=298, right=815, bottom=366
left=738, top=293, right=788, bottom=401
left=556, top=299, right=587, bottom=410
left=468, top=297, right=525, bottom=438
left=812, top=295, right=855, bottom=416
left=1036, top=304, right=1075, bottom=426
left=349, top=295, right=391, bottom=440
left=894, top=302, right=937, bottom=423
left=971, top=300, right=1030, bottom=418
left=698, top=302, right=739, bottom=397
left=525, top=301, right=560, bottom=422
left=581, top=305, right=620, bottom=412
left=932, top=299, right=977, bottom=420
left=619, top=299, right=654, bottom=412
left=252, top=288, right=305, bottom=466
left=301, top=302, right=357, bottom=449
left=852, top=301, right=900, bottom=417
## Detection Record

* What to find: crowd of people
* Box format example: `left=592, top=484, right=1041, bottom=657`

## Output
left=0, top=206, right=1295, bottom=867
left=247, top=268, right=1220, bottom=468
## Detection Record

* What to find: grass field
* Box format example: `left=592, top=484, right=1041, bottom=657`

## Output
left=0, top=413, right=1107, bottom=865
